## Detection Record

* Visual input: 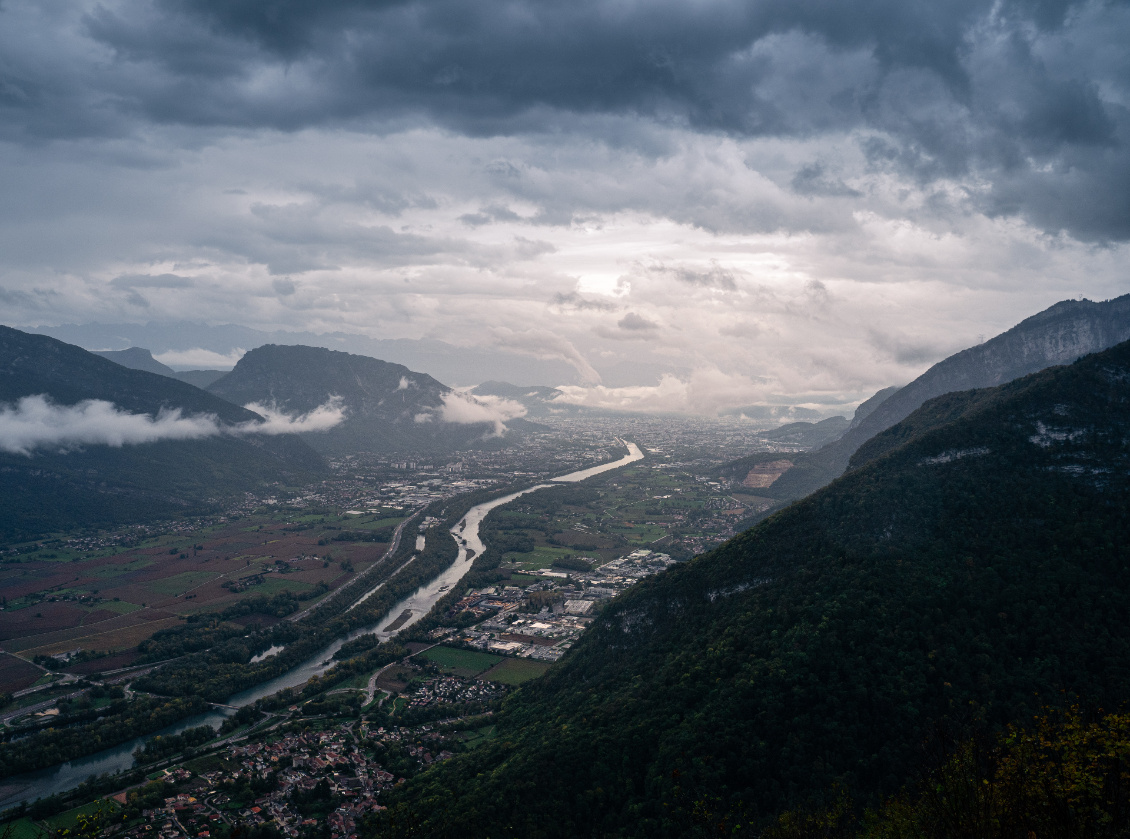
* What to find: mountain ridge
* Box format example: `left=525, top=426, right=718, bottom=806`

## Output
left=0, top=327, right=324, bottom=539
left=388, top=337, right=1130, bottom=836
left=209, top=344, right=527, bottom=454
left=763, top=294, right=1130, bottom=503
left=93, top=347, right=227, bottom=389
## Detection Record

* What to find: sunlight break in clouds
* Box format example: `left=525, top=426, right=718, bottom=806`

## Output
left=0, top=395, right=346, bottom=455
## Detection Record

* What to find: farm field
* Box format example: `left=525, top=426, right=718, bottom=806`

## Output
left=417, top=646, right=502, bottom=678
left=3, top=817, right=44, bottom=839
left=0, top=652, right=42, bottom=693
left=504, top=545, right=577, bottom=571
left=462, top=724, right=497, bottom=748
left=484, top=461, right=754, bottom=579
left=480, top=657, right=552, bottom=685
left=40, top=798, right=118, bottom=833
left=0, top=509, right=404, bottom=682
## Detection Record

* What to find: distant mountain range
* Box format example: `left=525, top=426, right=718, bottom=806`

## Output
left=0, top=327, right=323, bottom=540
left=26, top=321, right=674, bottom=387
left=92, top=347, right=227, bottom=388
left=737, top=294, right=1130, bottom=508
left=397, top=335, right=1130, bottom=836
left=758, top=415, right=848, bottom=447
left=207, top=345, right=538, bottom=455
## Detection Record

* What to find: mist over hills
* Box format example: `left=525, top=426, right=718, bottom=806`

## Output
left=468, top=381, right=592, bottom=417
left=207, top=345, right=532, bottom=455
left=28, top=322, right=582, bottom=388
left=757, top=294, right=1130, bottom=504
left=0, top=327, right=324, bottom=540
left=394, top=337, right=1130, bottom=836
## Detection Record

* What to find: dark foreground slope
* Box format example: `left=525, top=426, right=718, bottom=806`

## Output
left=386, top=341, right=1130, bottom=838
left=0, top=327, right=323, bottom=539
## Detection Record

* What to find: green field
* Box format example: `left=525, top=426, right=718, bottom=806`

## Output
left=146, top=571, right=217, bottom=595
left=182, top=753, right=231, bottom=774
left=504, top=545, right=577, bottom=571
left=41, top=799, right=117, bottom=832
left=481, top=657, right=552, bottom=685
left=3, top=817, right=45, bottom=839
left=90, top=558, right=152, bottom=578
left=99, top=599, right=143, bottom=614
left=507, top=573, right=553, bottom=586
left=462, top=724, right=497, bottom=748
left=417, top=646, right=502, bottom=677
left=252, top=576, right=314, bottom=596
left=350, top=516, right=405, bottom=530
left=611, top=524, right=667, bottom=543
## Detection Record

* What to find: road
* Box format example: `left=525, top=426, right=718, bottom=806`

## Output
left=0, top=685, right=84, bottom=726
left=287, top=508, right=422, bottom=623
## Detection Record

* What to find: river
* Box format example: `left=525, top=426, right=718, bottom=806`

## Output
left=0, top=440, right=644, bottom=808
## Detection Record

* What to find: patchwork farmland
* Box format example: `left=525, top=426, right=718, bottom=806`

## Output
left=0, top=510, right=403, bottom=677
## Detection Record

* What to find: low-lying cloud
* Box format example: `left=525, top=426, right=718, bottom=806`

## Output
left=414, top=391, right=527, bottom=436
left=553, top=368, right=852, bottom=418
left=242, top=397, right=348, bottom=434
left=0, top=394, right=346, bottom=455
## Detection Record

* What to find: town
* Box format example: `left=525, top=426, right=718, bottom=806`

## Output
left=0, top=413, right=816, bottom=836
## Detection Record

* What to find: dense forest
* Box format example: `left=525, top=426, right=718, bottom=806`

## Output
left=365, top=340, right=1130, bottom=837
left=764, top=706, right=1130, bottom=839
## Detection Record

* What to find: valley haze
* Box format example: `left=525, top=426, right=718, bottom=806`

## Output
left=1, top=0, right=1130, bottom=836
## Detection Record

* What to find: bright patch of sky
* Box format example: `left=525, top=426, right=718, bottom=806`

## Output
left=1, top=0, right=1128, bottom=414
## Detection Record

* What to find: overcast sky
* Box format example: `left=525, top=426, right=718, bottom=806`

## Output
left=1, top=0, right=1128, bottom=414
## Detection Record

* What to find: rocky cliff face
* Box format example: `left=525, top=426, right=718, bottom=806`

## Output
left=771, top=294, right=1130, bottom=498
left=848, top=385, right=901, bottom=430
left=92, top=347, right=178, bottom=378
left=856, top=295, right=1130, bottom=446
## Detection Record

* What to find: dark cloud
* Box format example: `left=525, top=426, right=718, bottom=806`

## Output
left=125, top=289, right=150, bottom=308
left=0, top=287, right=37, bottom=306
left=618, top=312, right=659, bottom=331
left=867, top=328, right=952, bottom=366
left=650, top=264, right=740, bottom=291
left=459, top=203, right=523, bottom=227
left=593, top=311, right=662, bottom=341
left=550, top=292, right=620, bottom=312
left=791, top=163, right=862, bottom=198
left=110, top=272, right=195, bottom=289
left=272, top=277, right=297, bottom=295
left=0, top=0, right=1126, bottom=242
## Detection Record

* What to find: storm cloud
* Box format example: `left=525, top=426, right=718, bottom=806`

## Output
left=0, top=0, right=1127, bottom=413
left=0, top=0, right=1123, bottom=239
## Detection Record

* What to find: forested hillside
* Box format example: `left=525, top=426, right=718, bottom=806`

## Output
left=209, top=344, right=529, bottom=454
left=0, top=327, right=324, bottom=539
left=375, top=340, right=1130, bottom=837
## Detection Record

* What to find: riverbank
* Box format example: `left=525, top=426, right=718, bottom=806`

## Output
left=0, top=440, right=645, bottom=809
